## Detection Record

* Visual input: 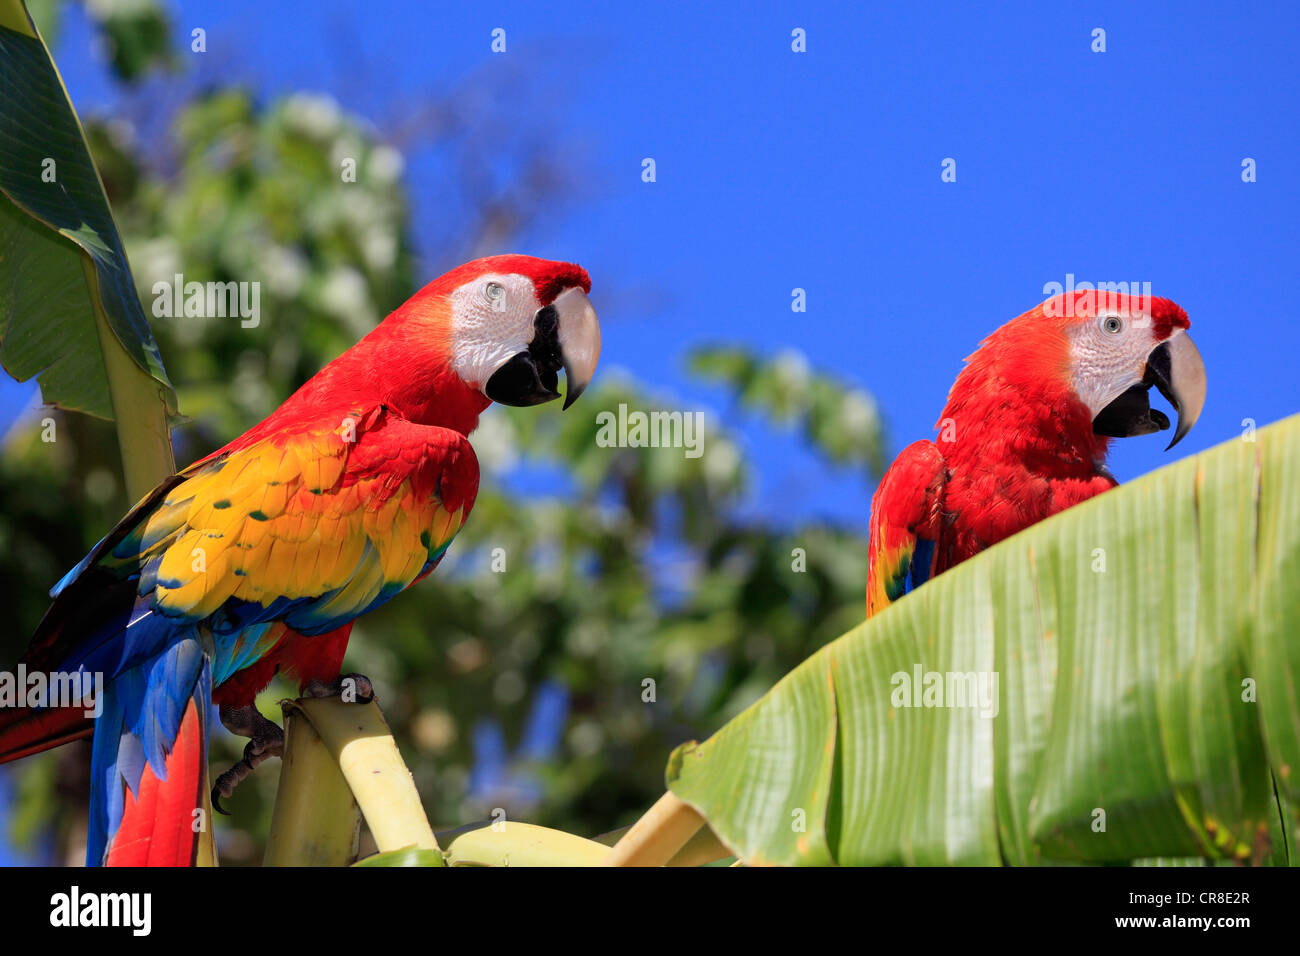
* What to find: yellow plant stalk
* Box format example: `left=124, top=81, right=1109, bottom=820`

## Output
left=665, top=823, right=732, bottom=867
left=442, top=821, right=610, bottom=867
left=264, top=706, right=361, bottom=865
left=601, top=791, right=705, bottom=866
left=86, top=262, right=177, bottom=505
left=288, top=697, right=441, bottom=859
left=595, top=820, right=732, bottom=866
left=194, top=788, right=217, bottom=866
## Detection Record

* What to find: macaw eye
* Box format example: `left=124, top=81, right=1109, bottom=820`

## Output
left=484, top=282, right=505, bottom=302
left=1101, top=315, right=1123, bottom=334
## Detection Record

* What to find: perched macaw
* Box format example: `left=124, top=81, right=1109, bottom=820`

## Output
left=866, top=292, right=1206, bottom=617
left=0, top=254, right=601, bottom=866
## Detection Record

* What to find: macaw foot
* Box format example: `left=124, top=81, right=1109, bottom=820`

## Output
left=211, top=704, right=285, bottom=815
left=301, top=672, right=374, bottom=704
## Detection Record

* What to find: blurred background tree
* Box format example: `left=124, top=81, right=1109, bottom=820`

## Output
left=0, top=0, right=886, bottom=864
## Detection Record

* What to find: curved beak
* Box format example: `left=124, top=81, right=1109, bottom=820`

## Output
left=1090, top=331, right=1207, bottom=450
left=483, top=287, right=601, bottom=409
left=553, top=287, right=601, bottom=409
left=1145, top=332, right=1207, bottom=450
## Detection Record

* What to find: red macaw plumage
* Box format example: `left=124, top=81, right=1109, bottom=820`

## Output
left=867, top=291, right=1206, bottom=617
left=0, top=254, right=601, bottom=865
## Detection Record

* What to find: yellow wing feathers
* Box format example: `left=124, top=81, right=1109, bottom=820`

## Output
left=134, top=420, right=471, bottom=621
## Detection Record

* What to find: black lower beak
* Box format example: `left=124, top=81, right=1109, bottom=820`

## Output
left=484, top=352, right=560, bottom=406
left=1092, top=383, right=1169, bottom=439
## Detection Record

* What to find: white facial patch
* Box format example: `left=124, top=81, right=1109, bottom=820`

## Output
left=448, top=273, right=543, bottom=391
left=1066, top=309, right=1164, bottom=418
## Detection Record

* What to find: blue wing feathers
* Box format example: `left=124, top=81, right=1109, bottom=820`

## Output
left=909, top=538, right=935, bottom=592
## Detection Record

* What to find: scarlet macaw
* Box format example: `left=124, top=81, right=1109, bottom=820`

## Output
left=866, top=292, right=1206, bottom=616
left=0, top=254, right=601, bottom=865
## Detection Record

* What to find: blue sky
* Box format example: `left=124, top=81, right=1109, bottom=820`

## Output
left=4, top=0, right=1298, bottom=530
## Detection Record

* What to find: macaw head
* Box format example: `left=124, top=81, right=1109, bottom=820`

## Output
left=950, top=291, right=1207, bottom=458
left=1056, top=293, right=1206, bottom=450
left=431, top=254, right=601, bottom=410
left=256, top=254, right=601, bottom=441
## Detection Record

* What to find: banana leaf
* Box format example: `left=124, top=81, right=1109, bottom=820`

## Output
left=0, top=0, right=175, bottom=498
left=668, top=414, right=1300, bottom=866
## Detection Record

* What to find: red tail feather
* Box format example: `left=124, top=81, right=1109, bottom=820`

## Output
left=104, top=699, right=207, bottom=866
left=0, top=706, right=92, bottom=764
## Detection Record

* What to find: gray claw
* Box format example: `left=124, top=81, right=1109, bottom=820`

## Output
left=212, top=704, right=284, bottom=814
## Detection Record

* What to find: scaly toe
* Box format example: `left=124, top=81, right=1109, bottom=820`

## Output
left=302, top=672, right=374, bottom=703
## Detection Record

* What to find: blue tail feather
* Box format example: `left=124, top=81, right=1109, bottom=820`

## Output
left=86, top=630, right=211, bottom=866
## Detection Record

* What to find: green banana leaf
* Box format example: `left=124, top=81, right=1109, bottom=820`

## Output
left=668, top=413, right=1300, bottom=866
left=0, top=0, right=175, bottom=498
left=352, top=848, right=444, bottom=868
